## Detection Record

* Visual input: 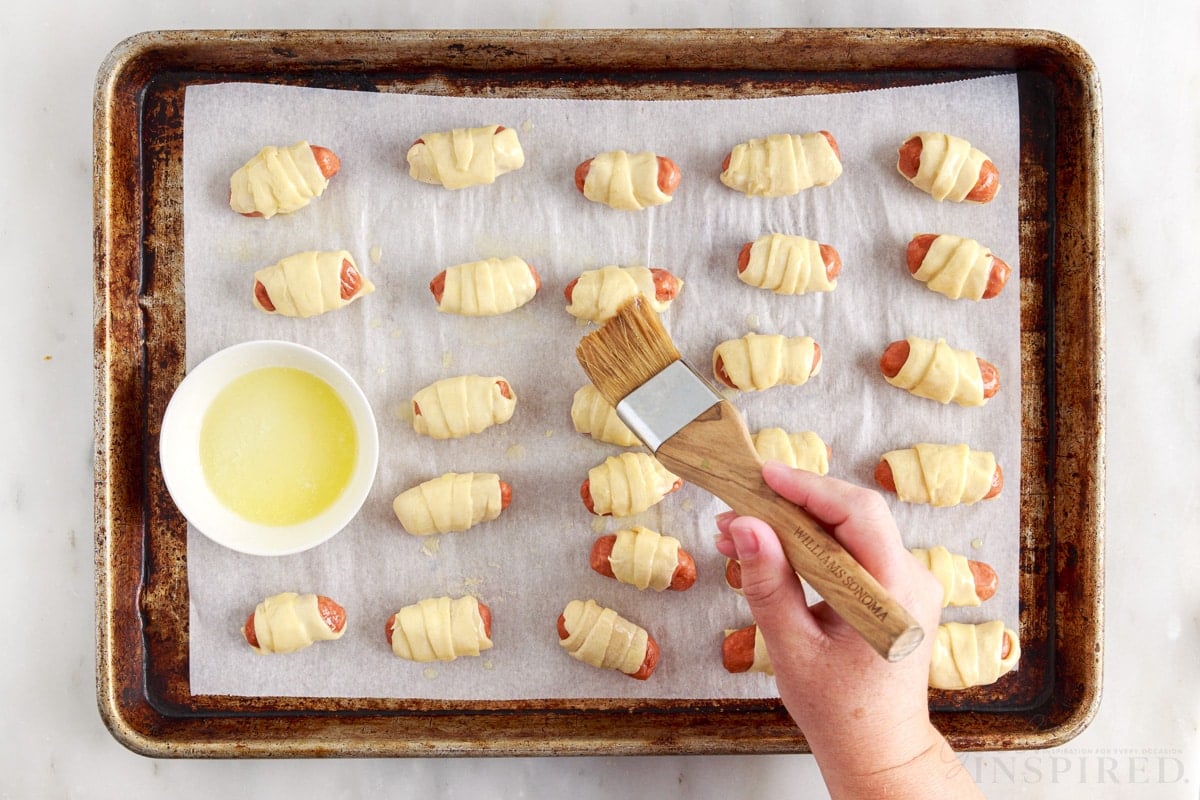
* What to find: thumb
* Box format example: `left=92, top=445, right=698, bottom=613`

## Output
left=727, top=516, right=821, bottom=644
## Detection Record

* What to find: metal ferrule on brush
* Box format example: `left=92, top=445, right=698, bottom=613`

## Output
left=615, top=361, right=723, bottom=452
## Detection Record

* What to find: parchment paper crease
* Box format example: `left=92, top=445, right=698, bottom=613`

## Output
left=183, top=75, right=1020, bottom=699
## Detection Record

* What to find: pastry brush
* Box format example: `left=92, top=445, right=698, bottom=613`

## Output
left=576, top=295, right=924, bottom=662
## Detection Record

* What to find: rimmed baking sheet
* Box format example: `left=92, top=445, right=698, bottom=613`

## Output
left=94, top=28, right=1103, bottom=757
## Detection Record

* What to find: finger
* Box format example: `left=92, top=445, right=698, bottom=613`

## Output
left=727, top=516, right=822, bottom=643
left=762, top=461, right=897, bottom=539
left=713, top=529, right=738, bottom=560
left=714, top=510, right=739, bottom=558
left=761, top=461, right=911, bottom=591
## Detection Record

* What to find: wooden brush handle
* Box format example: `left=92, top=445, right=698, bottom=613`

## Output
left=655, top=400, right=925, bottom=662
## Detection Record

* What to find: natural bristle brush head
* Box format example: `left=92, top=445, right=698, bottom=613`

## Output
left=575, top=295, right=683, bottom=407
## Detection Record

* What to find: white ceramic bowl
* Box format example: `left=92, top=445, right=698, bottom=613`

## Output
left=159, top=340, right=379, bottom=556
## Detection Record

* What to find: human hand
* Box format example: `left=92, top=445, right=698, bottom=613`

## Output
left=715, top=461, right=980, bottom=798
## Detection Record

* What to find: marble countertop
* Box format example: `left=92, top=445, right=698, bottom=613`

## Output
left=3, top=2, right=1197, bottom=798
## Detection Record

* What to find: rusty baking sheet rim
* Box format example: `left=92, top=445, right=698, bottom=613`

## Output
left=94, top=27, right=1104, bottom=758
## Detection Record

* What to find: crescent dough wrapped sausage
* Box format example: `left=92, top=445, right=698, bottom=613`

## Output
left=911, top=546, right=993, bottom=607
left=583, top=452, right=681, bottom=517
left=581, top=150, right=675, bottom=210
left=566, top=265, right=680, bottom=323
left=722, top=624, right=774, bottom=675
left=387, top=596, right=493, bottom=662
left=558, top=599, right=658, bottom=679
left=253, top=250, right=374, bottom=318
left=884, top=336, right=986, bottom=407
left=713, top=333, right=821, bottom=392
left=392, top=472, right=507, bottom=536
left=570, top=384, right=641, bottom=447
left=412, top=375, right=516, bottom=439
left=720, top=132, right=842, bottom=197
left=434, top=256, right=539, bottom=316
left=244, top=592, right=347, bottom=655
left=739, top=233, right=837, bottom=295
left=229, top=141, right=334, bottom=218
left=751, top=428, right=829, bottom=475
left=929, top=621, right=1020, bottom=690
left=910, top=234, right=1002, bottom=301
left=882, top=443, right=998, bottom=507
left=899, top=131, right=997, bottom=203
left=595, top=526, right=686, bottom=591
left=406, top=124, right=524, bottom=189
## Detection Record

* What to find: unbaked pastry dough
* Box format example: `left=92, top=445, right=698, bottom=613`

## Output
left=392, top=472, right=504, bottom=536
left=740, top=233, right=836, bottom=295
left=912, top=234, right=996, bottom=301
left=229, top=141, right=331, bottom=218
left=724, top=626, right=774, bottom=675
left=412, top=375, right=516, bottom=439
left=566, top=265, right=679, bottom=323
left=586, top=452, right=680, bottom=517
left=929, top=621, right=1020, bottom=690
left=582, top=150, right=673, bottom=210
left=559, top=599, right=650, bottom=676
left=389, top=595, right=492, bottom=662
left=752, top=428, right=829, bottom=475
left=885, top=336, right=984, bottom=407
left=253, top=250, right=374, bottom=318
left=911, top=546, right=984, bottom=607
left=570, top=384, right=641, bottom=447
left=720, top=132, right=842, bottom=197
left=406, top=125, right=524, bottom=189
left=900, top=131, right=993, bottom=203
left=714, top=333, right=820, bottom=391
left=437, top=256, right=538, bottom=316
left=882, top=443, right=997, bottom=507
left=606, top=526, right=683, bottom=591
left=249, top=592, right=345, bottom=655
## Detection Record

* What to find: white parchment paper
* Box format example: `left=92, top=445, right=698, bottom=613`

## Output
left=183, top=75, right=1020, bottom=699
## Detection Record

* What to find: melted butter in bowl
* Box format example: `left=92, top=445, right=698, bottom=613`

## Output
left=200, top=366, right=357, bottom=526
left=160, top=341, right=379, bottom=556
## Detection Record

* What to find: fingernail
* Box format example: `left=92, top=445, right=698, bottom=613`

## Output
left=714, top=510, right=736, bottom=526
left=729, top=519, right=760, bottom=560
